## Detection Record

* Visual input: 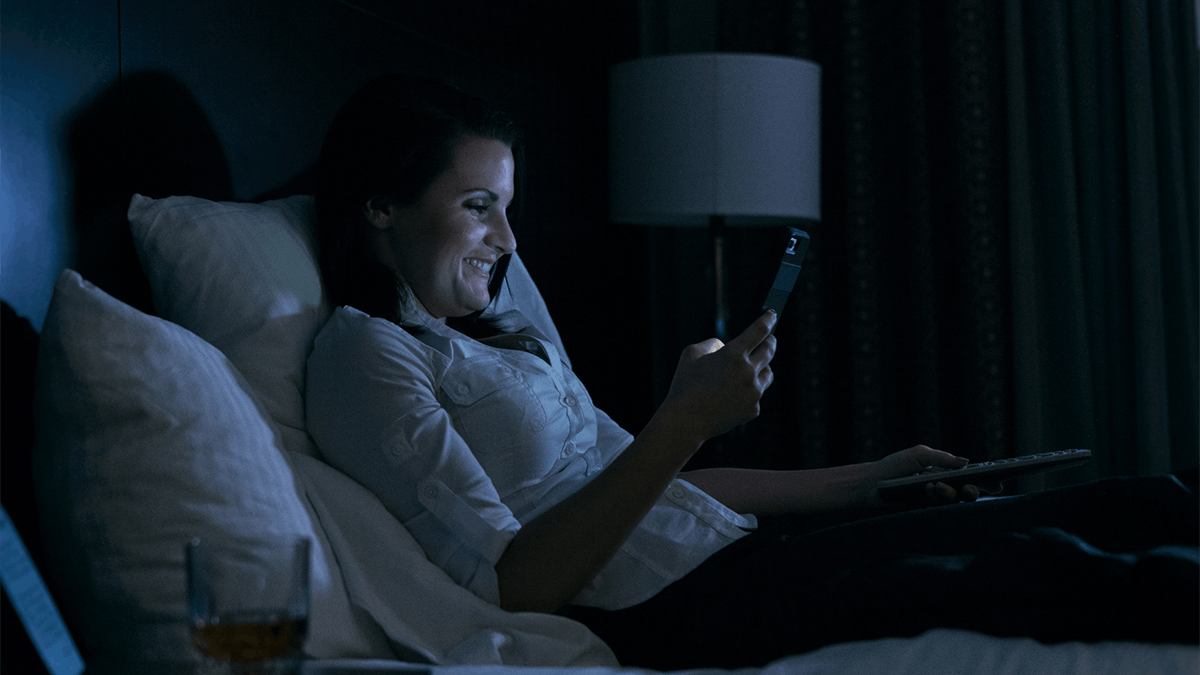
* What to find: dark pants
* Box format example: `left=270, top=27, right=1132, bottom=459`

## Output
left=562, top=475, right=1200, bottom=670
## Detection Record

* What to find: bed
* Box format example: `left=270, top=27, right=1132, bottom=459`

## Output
left=30, top=194, right=1199, bottom=674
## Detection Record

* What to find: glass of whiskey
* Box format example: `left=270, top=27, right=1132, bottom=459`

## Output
left=186, top=535, right=310, bottom=675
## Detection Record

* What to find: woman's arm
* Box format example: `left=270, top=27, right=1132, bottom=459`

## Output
left=680, top=446, right=977, bottom=515
left=679, top=464, right=876, bottom=515
left=494, top=312, right=778, bottom=613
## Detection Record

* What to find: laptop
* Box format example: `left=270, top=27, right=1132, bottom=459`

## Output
left=1, top=502, right=84, bottom=672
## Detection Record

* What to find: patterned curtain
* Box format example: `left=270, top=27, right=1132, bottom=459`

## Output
left=666, top=0, right=1197, bottom=484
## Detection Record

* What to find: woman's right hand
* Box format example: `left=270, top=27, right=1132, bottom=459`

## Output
left=497, top=312, right=776, bottom=613
left=661, top=311, right=778, bottom=443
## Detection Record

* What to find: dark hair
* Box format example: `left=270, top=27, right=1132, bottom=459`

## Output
left=314, top=73, right=524, bottom=329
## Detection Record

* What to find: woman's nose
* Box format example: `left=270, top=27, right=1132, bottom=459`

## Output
left=489, top=211, right=517, bottom=254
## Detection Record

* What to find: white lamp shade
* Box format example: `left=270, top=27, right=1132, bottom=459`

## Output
left=610, top=53, right=821, bottom=226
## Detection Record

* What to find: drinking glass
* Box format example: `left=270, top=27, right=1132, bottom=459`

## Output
left=186, top=535, right=310, bottom=675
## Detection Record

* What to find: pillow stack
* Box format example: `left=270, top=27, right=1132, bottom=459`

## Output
left=127, top=194, right=329, bottom=458
left=33, top=269, right=385, bottom=664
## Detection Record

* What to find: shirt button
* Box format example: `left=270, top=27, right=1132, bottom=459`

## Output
left=562, top=442, right=576, bottom=458
left=563, top=395, right=577, bottom=407
left=670, top=487, right=686, bottom=499
left=456, top=384, right=469, bottom=396
left=424, top=485, right=439, bottom=500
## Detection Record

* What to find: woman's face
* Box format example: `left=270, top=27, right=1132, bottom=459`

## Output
left=368, top=136, right=517, bottom=319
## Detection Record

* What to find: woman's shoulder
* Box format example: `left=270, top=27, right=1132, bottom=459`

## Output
left=315, top=305, right=400, bottom=347
left=311, top=306, right=448, bottom=376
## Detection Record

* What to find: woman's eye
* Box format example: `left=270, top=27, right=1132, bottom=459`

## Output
left=467, top=203, right=489, bottom=215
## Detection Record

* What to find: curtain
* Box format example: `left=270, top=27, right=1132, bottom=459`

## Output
left=663, top=0, right=1197, bottom=486
left=1004, top=0, right=1198, bottom=486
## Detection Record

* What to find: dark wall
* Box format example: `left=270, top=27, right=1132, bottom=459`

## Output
left=1, top=0, right=118, bottom=330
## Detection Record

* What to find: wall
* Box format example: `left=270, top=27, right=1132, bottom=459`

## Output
left=0, top=0, right=649, bottom=422
left=1, top=1, right=118, bottom=331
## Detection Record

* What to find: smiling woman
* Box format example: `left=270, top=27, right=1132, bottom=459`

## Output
left=313, top=74, right=523, bottom=329
left=363, top=136, right=517, bottom=320
left=307, top=75, right=786, bottom=619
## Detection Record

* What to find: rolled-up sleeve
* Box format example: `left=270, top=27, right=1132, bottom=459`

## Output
left=306, top=308, right=520, bottom=604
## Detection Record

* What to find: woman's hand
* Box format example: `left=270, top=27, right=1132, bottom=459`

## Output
left=867, top=445, right=997, bottom=505
left=661, top=311, right=778, bottom=445
left=496, top=311, right=777, bottom=613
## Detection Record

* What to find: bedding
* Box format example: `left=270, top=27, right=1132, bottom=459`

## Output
left=305, top=630, right=1200, bottom=675
left=34, top=269, right=613, bottom=668
left=30, top=194, right=1199, bottom=674
left=126, top=194, right=331, bottom=459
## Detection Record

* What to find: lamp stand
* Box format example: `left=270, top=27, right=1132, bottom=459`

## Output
left=710, top=214, right=729, bottom=342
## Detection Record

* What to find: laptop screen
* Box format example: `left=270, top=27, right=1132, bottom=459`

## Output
left=1, top=505, right=85, bottom=675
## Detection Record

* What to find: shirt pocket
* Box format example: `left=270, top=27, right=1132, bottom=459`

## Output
left=440, top=356, right=549, bottom=453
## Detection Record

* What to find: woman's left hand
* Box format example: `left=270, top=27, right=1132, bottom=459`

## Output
left=866, top=445, right=993, bottom=505
left=682, top=445, right=1003, bottom=518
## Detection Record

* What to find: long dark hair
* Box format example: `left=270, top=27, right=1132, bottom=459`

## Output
left=314, top=73, right=524, bottom=331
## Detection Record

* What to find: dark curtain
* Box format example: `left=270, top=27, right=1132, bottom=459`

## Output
left=1003, top=0, right=1198, bottom=487
left=662, top=0, right=1197, bottom=486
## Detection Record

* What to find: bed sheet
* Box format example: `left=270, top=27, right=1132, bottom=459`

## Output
left=303, top=629, right=1199, bottom=675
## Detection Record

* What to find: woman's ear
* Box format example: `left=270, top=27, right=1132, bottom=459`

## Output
left=363, top=198, right=394, bottom=230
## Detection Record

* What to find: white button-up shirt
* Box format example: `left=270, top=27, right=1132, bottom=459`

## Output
left=306, top=305, right=756, bottom=610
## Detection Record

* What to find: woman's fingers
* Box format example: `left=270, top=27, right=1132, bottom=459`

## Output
left=727, top=311, right=778, bottom=357
left=906, top=445, right=970, bottom=471
left=742, top=313, right=778, bottom=391
left=925, top=481, right=956, bottom=502
left=923, top=481, right=985, bottom=504
left=688, top=337, right=725, bottom=357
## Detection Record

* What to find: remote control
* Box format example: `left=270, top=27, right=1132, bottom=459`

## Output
left=876, top=448, right=1092, bottom=502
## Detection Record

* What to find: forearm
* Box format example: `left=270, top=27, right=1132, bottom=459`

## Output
left=679, top=464, right=876, bottom=515
left=496, top=313, right=779, bottom=613
left=495, top=405, right=705, bottom=613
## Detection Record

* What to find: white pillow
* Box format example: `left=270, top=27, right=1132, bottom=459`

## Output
left=32, top=270, right=391, bottom=664
left=127, top=194, right=330, bottom=458
left=291, top=453, right=617, bottom=666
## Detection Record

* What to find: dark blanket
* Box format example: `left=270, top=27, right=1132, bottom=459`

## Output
left=566, top=474, right=1200, bottom=670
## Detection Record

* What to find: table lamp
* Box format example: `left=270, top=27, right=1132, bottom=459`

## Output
left=609, top=53, right=821, bottom=340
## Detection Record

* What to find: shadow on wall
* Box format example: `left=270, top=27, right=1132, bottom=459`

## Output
left=8, top=71, right=237, bottom=526
left=65, top=69, right=234, bottom=313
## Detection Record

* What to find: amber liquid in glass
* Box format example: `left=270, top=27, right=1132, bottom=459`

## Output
left=192, top=612, right=306, bottom=662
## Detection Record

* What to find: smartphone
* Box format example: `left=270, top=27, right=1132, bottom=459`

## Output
left=761, top=227, right=810, bottom=326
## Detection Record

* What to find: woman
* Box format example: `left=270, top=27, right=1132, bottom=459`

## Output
left=306, top=74, right=1198, bottom=668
